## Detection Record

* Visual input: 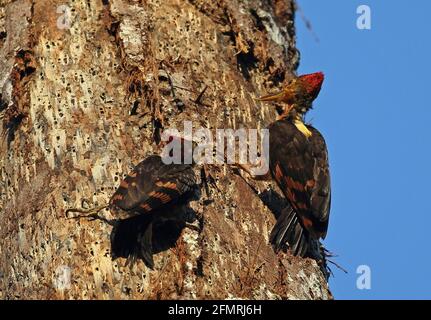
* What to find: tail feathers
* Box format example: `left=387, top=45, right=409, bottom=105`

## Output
left=137, top=220, right=153, bottom=268
left=270, top=206, right=309, bottom=257
left=110, top=214, right=154, bottom=269
left=270, top=206, right=333, bottom=279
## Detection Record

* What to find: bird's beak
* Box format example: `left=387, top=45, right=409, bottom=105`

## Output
left=255, top=90, right=286, bottom=102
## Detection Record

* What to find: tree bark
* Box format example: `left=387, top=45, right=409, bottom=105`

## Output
left=0, top=0, right=331, bottom=299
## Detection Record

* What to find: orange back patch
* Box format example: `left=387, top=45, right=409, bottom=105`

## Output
left=149, top=191, right=172, bottom=203
left=111, top=194, right=123, bottom=202
left=129, top=171, right=137, bottom=178
left=140, top=203, right=152, bottom=211
left=306, top=179, right=315, bottom=189
left=156, top=181, right=178, bottom=190
left=301, top=217, right=313, bottom=229
left=286, top=176, right=304, bottom=192
left=274, top=163, right=284, bottom=184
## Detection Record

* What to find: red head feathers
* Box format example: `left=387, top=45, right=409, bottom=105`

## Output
left=299, top=72, right=324, bottom=101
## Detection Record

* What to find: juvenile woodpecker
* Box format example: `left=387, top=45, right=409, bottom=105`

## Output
left=67, top=137, right=198, bottom=268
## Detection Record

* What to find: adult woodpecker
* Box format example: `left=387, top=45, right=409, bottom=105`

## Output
left=67, top=137, right=198, bottom=268
left=238, top=72, right=331, bottom=257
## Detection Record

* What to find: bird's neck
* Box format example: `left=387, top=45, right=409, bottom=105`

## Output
left=277, top=105, right=304, bottom=121
left=293, top=114, right=312, bottom=138
left=277, top=111, right=312, bottom=138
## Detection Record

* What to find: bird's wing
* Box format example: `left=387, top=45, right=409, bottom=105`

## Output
left=269, top=121, right=331, bottom=239
left=307, top=126, right=331, bottom=237
left=110, top=155, right=196, bottom=215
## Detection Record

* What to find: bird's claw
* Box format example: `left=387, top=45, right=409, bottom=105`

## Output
left=185, top=222, right=200, bottom=232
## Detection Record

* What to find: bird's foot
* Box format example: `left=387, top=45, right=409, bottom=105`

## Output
left=184, top=222, right=200, bottom=232
left=65, top=205, right=115, bottom=225
left=231, top=162, right=271, bottom=181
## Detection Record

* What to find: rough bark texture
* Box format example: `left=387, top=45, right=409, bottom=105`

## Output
left=0, top=0, right=331, bottom=299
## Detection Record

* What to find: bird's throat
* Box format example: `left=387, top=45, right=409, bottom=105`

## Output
left=293, top=118, right=312, bottom=138
left=276, top=105, right=313, bottom=138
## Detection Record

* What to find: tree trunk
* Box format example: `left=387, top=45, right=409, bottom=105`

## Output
left=0, top=0, right=331, bottom=299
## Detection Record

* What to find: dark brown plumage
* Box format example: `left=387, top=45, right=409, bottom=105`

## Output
left=254, top=72, right=331, bottom=258
left=267, top=118, right=331, bottom=256
left=109, top=155, right=197, bottom=268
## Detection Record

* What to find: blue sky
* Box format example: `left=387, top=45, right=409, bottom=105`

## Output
left=295, top=1, right=431, bottom=299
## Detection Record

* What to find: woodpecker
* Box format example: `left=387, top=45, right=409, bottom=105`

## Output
left=238, top=72, right=331, bottom=257
left=67, top=137, right=198, bottom=268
